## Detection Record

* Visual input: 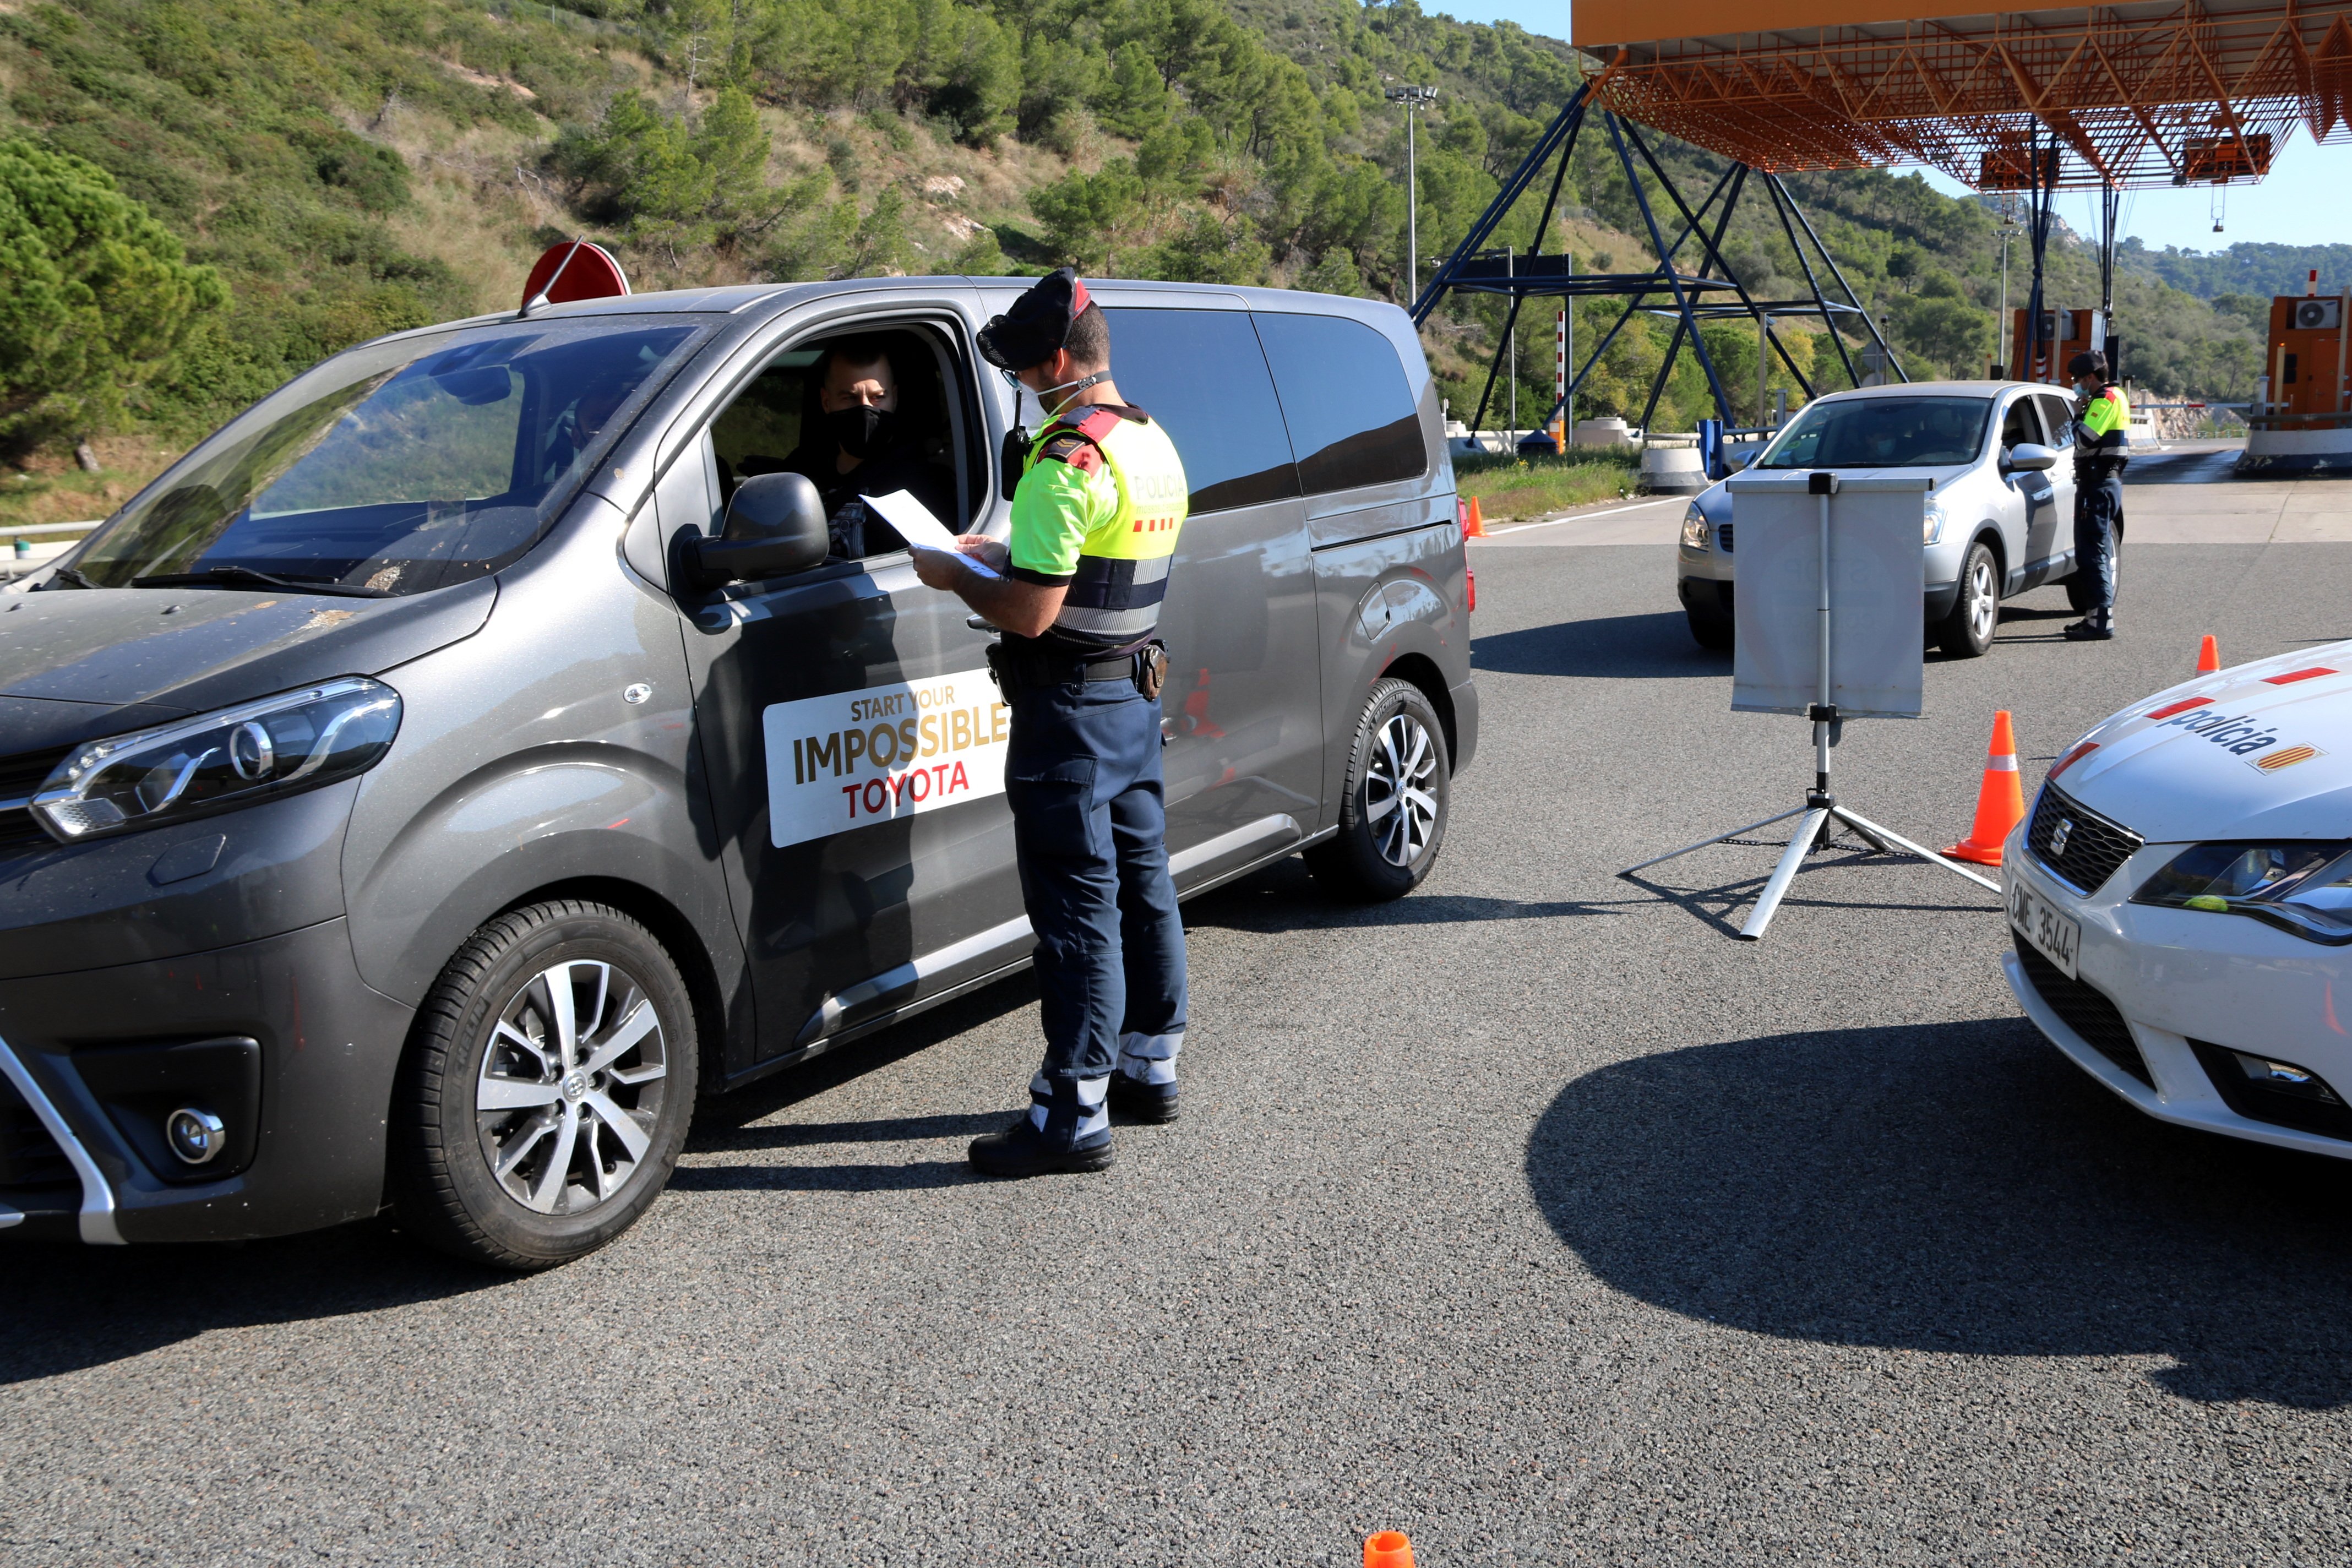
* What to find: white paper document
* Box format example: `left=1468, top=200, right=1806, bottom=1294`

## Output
left=864, top=489, right=1000, bottom=578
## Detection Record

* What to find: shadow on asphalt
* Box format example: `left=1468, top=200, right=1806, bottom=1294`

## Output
left=1529, top=1018, right=2352, bottom=1408
left=1473, top=610, right=1729, bottom=680
left=0, top=977, right=1047, bottom=1382
left=1621, top=843, right=2002, bottom=938
left=1181, top=854, right=1632, bottom=934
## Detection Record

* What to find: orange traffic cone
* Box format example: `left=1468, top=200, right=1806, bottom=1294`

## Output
left=1365, top=1532, right=1416, bottom=1568
left=2197, top=634, right=2219, bottom=673
left=1463, top=496, right=1487, bottom=538
left=1944, top=710, right=2026, bottom=866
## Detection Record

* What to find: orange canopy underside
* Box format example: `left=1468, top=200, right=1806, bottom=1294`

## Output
left=1572, top=0, right=2352, bottom=188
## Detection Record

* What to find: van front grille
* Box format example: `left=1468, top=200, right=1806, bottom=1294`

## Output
left=0, top=745, right=69, bottom=853
left=0, top=1074, right=75, bottom=1193
left=2027, top=784, right=2143, bottom=894
left=2014, top=937, right=2152, bottom=1086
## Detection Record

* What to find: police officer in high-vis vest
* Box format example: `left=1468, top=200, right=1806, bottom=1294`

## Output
left=2064, top=349, right=2131, bottom=642
left=909, top=269, right=1191, bottom=1178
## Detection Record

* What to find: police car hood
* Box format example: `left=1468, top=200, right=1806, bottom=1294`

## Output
left=2049, top=640, right=2352, bottom=843
left=0, top=577, right=494, bottom=754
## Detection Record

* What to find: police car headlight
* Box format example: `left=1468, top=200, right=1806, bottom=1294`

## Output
left=2130, top=841, right=2352, bottom=944
left=1922, top=500, right=1947, bottom=545
left=1680, top=503, right=1710, bottom=551
left=31, top=677, right=401, bottom=843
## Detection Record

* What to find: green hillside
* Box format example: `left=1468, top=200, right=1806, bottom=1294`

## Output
left=0, top=0, right=2271, bottom=524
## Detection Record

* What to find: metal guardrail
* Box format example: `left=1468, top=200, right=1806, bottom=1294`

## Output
left=0, top=520, right=100, bottom=536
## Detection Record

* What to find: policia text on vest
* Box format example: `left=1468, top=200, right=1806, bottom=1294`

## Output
left=2064, top=350, right=2130, bottom=643
left=910, top=269, right=1193, bottom=1179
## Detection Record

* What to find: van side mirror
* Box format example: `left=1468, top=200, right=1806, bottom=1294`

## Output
left=682, top=472, right=830, bottom=591
left=2007, top=442, right=2058, bottom=473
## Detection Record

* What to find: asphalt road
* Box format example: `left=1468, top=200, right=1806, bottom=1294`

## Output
left=10, top=531, right=2352, bottom=1565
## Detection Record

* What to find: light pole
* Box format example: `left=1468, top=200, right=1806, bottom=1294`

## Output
left=1386, top=84, right=1437, bottom=304
left=1995, top=199, right=2021, bottom=378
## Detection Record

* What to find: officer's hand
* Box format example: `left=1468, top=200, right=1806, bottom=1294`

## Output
left=953, top=534, right=1010, bottom=573
left=910, top=547, right=967, bottom=590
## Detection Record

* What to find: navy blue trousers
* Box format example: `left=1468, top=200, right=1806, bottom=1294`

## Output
left=1004, top=677, right=1188, bottom=1145
left=2074, top=467, right=2124, bottom=612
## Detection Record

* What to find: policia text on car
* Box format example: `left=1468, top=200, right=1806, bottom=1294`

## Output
left=2064, top=350, right=2130, bottom=643
left=910, top=270, right=1192, bottom=1178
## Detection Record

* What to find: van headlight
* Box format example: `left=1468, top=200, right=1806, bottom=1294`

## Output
left=1923, top=500, right=1947, bottom=545
left=1680, top=503, right=1711, bottom=551
left=31, top=677, right=401, bottom=842
left=2130, top=841, right=2352, bottom=944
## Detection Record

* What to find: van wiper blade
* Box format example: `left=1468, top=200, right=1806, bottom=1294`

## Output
left=37, top=566, right=98, bottom=589
left=129, top=566, right=389, bottom=598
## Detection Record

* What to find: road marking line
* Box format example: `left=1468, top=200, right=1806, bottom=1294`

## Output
left=1477, top=497, right=1685, bottom=536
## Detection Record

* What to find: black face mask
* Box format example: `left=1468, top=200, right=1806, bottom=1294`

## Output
left=825, top=404, right=899, bottom=460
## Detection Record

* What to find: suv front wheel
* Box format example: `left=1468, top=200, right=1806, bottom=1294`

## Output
left=1935, top=540, right=2001, bottom=658
left=1305, top=677, right=1451, bottom=900
left=391, top=900, right=698, bottom=1270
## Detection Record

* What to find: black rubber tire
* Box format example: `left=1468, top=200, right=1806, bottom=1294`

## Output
left=2064, top=520, right=2120, bottom=612
left=1304, top=677, right=1451, bottom=901
left=1935, top=540, right=2000, bottom=658
left=390, top=900, right=698, bottom=1271
left=1685, top=605, right=1734, bottom=651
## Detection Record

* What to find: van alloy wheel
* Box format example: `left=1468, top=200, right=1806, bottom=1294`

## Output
left=1964, top=554, right=1999, bottom=645
left=1936, top=540, right=2001, bottom=658
left=1306, top=677, right=1451, bottom=900
left=476, top=959, right=668, bottom=1216
left=1365, top=712, right=1441, bottom=867
left=393, top=900, right=698, bottom=1270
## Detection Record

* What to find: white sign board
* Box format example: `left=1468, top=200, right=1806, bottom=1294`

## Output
left=761, top=667, right=1009, bottom=847
left=1727, top=474, right=1930, bottom=720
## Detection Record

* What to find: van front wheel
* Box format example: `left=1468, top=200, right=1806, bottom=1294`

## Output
left=391, top=901, right=698, bottom=1270
left=1305, top=678, right=1451, bottom=901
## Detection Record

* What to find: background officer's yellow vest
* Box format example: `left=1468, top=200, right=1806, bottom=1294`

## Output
left=1023, top=407, right=1189, bottom=649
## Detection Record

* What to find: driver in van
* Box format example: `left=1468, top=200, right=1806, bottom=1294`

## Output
left=772, top=337, right=957, bottom=558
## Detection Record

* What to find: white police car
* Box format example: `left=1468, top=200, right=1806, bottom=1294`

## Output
left=2003, top=644, right=2352, bottom=1154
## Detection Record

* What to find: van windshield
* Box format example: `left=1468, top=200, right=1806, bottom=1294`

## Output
left=72, top=319, right=705, bottom=596
left=1755, top=396, right=1991, bottom=470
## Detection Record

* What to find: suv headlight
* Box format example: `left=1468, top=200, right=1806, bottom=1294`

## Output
left=1923, top=499, right=1947, bottom=545
left=2130, top=841, right=2352, bottom=944
left=32, top=677, right=401, bottom=842
left=1680, top=502, right=1711, bottom=551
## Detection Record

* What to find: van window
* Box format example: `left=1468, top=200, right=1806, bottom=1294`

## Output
left=74, top=320, right=704, bottom=596
left=1099, top=308, right=1298, bottom=514
left=2033, top=394, right=2076, bottom=449
left=2000, top=398, right=2043, bottom=450
left=1251, top=313, right=1427, bottom=496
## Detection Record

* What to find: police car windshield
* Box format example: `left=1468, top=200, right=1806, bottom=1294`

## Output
left=75, top=319, right=705, bottom=596
left=1755, top=396, right=1992, bottom=470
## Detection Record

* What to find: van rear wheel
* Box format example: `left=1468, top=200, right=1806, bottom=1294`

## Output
left=391, top=900, right=697, bottom=1270
left=1305, top=677, right=1450, bottom=901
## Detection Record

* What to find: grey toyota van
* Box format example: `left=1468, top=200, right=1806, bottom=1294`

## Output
left=0, top=277, right=1475, bottom=1267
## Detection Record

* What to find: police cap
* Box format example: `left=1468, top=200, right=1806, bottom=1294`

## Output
left=978, top=268, right=1092, bottom=372
left=2066, top=350, right=2108, bottom=380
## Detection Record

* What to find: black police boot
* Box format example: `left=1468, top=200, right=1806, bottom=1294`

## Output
left=2063, top=610, right=2115, bottom=641
left=1108, top=1072, right=1180, bottom=1124
left=968, top=1101, right=1113, bottom=1177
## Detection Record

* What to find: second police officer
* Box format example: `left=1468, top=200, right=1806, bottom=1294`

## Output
left=2064, top=349, right=2130, bottom=642
left=908, top=269, right=1193, bottom=1178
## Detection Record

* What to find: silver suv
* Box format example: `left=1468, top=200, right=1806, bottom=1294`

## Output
left=0, top=278, right=1474, bottom=1267
left=1676, top=381, right=2108, bottom=657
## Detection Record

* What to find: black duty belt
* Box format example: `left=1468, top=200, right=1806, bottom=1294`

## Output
left=986, top=638, right=1166, bottom=693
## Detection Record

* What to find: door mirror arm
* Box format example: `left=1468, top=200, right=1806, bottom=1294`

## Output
left=681, top=472, right=832, bottom=592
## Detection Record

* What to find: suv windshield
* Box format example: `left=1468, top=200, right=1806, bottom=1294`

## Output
left=1756, top=396, right=1991, bottom=470
left=71, top=319, right=706, bottom=596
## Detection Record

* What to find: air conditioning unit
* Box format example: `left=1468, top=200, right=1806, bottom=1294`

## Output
left=2293, top=297, right=2343, bottom=332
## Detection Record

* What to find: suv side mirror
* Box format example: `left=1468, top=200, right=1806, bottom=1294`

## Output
left=2007, top=442, right=2058, bottom=472
left=683, top=472, right=830, bottom=591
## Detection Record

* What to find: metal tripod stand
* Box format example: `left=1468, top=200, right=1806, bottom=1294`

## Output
left=1621, top=474, right=1999, bottom=940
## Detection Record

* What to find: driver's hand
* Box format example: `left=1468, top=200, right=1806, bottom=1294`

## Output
left=954, top=534, right=1010, bottom=573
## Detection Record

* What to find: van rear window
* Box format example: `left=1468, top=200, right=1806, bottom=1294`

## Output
left=1252, top=313, right=1426, bottom=496
left=1100, top=308, right=1298, bottom=514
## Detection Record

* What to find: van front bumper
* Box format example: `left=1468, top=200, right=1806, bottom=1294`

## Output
left=0, top=918, right=413, bottom=1244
